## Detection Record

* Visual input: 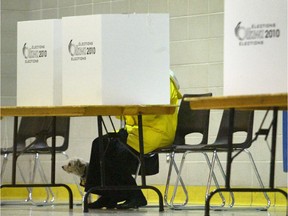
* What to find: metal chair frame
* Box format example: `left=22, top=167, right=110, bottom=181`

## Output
left=151, top=93, right=219, bottom=209
left=0, top=117, right=82, bottom=205
left=174, top=110, right=270, bottom=210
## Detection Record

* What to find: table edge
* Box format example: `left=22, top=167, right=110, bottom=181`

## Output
left=0, top=104, right=177, bottom=117
left=185, top=93, right=288, bottom=110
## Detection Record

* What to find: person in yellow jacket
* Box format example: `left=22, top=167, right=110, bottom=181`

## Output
left=125, top=71, right=181, bottom=154
left=85, top=71, right=182, bottom=210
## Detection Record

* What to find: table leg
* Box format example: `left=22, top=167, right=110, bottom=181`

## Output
left=1, top=184, right=73, bottom=209
left=205, top=188, right=287, bottom=216
left=137, top=114, right=164, bottom=211
left=97, top=116, right=105, bottom=187
left=225, top=108, right=235, bottom=188
left=51, top=116, right=56, bottom=184
left=205, top=109, right=235, bottom=216
left=12, top=117, right=18, bottom=185
left=137, top=114, right=146, bottom=186
left=269, top=108, right=278, bottom=188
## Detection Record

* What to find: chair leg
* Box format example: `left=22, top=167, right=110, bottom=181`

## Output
left=164, top=152, right=175, bottom=207
left=16, top=162, right=33, bottom=202
left=164, top=152, right=188, bottom=208
left=0, top=153, right=9, bottom=185
left=36, top=154, right=55, bottom=203
left=1, top=153, right=33, bottom=203
left=214, top=153, right=235, bottom=207
left=27, top=153, right=39, bottom=203
left=206, top=151, right=217, bottom=200
left=134, top=161, right=141, bottom=181
left=30, top=153, right=54, bottom=204
left=202, top=152, right=226, bottom=207
left=207, top=150, right=269, bottom=209
left=168, top=152, right=189, bottom=209
left=205, top=151, right=235, bottom=207
left=244, top=149, right=271, bottom=208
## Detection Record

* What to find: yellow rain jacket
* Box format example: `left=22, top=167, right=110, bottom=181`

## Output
left=124, top=77, right=182, bottom=154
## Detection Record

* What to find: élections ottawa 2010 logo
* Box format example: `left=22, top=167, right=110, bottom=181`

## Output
left=68, top=39, right=96, bottom=61
left=234, top=21, right=281, bottom=46
left=22, top=43, right=47, bottom=63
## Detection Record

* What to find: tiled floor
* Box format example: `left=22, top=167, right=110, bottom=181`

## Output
left=0, top=203, right=287, bottom=216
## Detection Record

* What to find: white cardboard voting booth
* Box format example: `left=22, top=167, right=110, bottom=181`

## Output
left=62, top=14, right=170, bottom=105
left=224, top=0, right=287, bottom=95
left=17, top=19, right=62, bottom=106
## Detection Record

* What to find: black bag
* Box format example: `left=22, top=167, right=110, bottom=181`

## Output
left=141, top=153, right=159, bottom=175
left=127, top=152, right=159, bottom=176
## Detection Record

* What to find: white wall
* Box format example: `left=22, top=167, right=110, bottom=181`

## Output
left=1, top=0, right=286, bottom=189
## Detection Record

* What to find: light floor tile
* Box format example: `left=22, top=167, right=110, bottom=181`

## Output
left=0, top=204, right=286, bottom=216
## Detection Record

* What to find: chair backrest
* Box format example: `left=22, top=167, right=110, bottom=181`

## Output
left=173, top=93, right=212, bottom=146
left=213, top=110, right=254, bottom=149
left=17, top=117, right=70, bottom=152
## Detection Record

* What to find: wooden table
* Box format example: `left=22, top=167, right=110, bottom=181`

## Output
left=0, top=104, right=176, bottom=212
left=186, top=93, right=288, bottom=216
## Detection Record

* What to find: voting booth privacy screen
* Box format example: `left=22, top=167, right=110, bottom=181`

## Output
left=224, top=0, right=288, bottom=172
left=17, top=19, right=62, bottom=106
left=62, top=14, right=170, bottom=105
left=224, top=0, right=287, bottom=96
left=17, top=14, right=170, bottom=106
